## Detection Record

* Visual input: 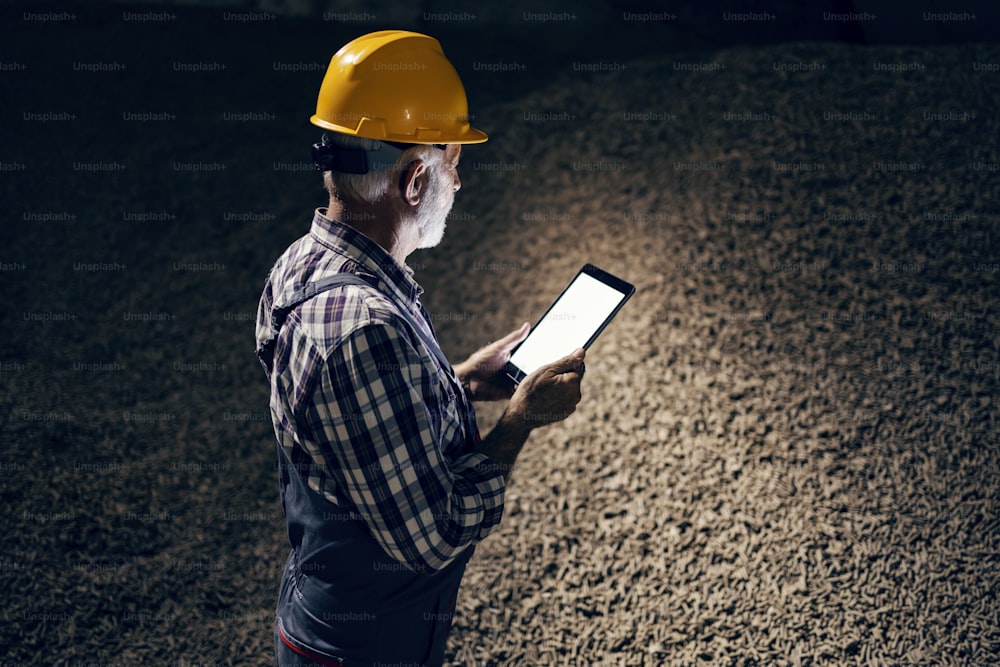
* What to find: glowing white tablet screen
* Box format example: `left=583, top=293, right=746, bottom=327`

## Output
left=508, top=272, right=625, bottom=377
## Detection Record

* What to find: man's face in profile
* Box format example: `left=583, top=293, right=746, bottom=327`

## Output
left=416, top=145, right=462, bottom=249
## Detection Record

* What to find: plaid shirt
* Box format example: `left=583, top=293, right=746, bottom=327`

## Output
left=256, top=209, right=505, bottom=573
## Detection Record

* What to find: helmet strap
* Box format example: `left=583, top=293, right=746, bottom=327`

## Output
left=312, top=133, right=399, bottom=174
left=312, top=134, right=446, bottom=174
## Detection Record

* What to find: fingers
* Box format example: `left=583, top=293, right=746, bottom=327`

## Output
left=543, top=348, right=586, bottom=375
left=495, top=322, right=530, bottom=352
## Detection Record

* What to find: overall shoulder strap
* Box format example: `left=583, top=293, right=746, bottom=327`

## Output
left=268, top=273, right=451, bottom=371
left=270, top=273, right=374, bottom=334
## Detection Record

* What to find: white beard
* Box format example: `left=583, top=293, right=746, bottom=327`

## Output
left=415, top=166, right=454, bottom=249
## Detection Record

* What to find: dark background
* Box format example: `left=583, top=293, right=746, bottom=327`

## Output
left=2, top=1, right=998, bottom=665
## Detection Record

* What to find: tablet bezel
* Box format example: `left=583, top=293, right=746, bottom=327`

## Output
left=504, top=263, right=635, bottom=384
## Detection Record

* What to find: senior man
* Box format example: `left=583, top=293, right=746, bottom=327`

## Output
left=255, top=31, right=585, bottom=666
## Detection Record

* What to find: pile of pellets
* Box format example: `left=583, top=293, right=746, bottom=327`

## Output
left=433, top=41, right=999, bottom=666
left=1, top=23, right=996, bottom=667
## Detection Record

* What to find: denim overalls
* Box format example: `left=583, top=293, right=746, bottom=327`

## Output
left=272, top=439, right=474, bottom=666
left=263, top=273, right=478, bottom=667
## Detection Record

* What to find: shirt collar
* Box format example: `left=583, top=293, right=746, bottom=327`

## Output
left=309, top=208, right=424, bottom=306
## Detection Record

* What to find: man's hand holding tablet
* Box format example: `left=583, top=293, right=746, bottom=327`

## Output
left=463, top=264, right=634, bottom=481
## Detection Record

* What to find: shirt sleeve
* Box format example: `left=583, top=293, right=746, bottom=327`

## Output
left=302, top=320, right=506, bottom=573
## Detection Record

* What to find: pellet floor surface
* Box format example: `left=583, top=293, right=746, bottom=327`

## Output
left=1, top=10, right=996, bottom=667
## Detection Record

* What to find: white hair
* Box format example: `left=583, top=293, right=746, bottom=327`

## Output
left=323, top=135, right=442, bottom=204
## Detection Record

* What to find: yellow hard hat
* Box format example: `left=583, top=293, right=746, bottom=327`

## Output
left=311, top=30, right=487, bottom=145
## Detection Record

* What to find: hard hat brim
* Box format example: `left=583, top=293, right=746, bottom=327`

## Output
left=310, top=114, right=488, bottom=144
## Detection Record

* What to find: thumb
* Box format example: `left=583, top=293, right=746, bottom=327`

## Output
left=543, top=348, right=586, bottom=374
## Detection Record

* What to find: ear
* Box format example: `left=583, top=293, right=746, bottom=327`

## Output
left=400, top=160, right=428, bottom=206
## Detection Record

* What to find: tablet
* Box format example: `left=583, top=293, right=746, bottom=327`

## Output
left=505, top=264, right=635, bottom=383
